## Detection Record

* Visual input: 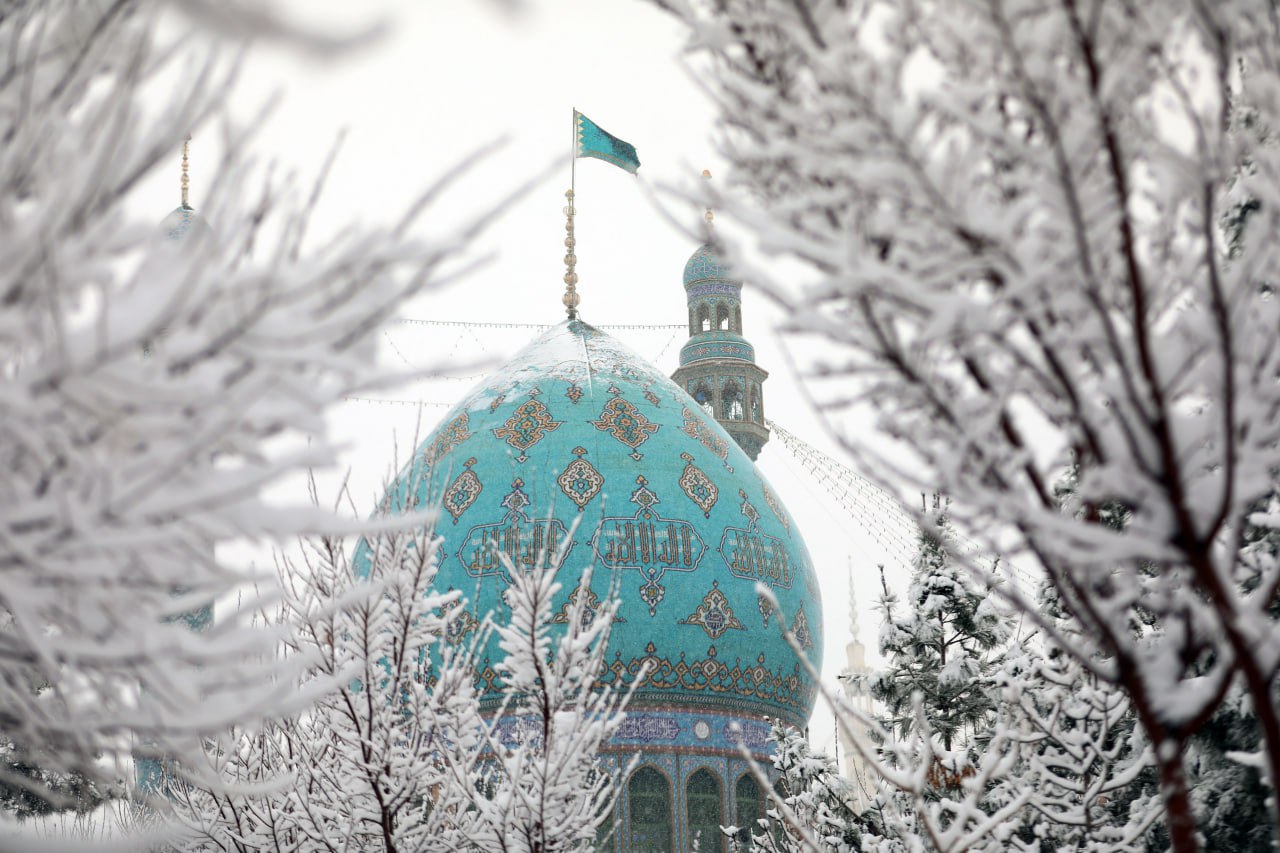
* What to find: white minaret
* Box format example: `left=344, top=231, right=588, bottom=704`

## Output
left=838, top=562, right=876, bottom=809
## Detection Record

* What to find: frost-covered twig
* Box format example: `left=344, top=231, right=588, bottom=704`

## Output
left=0, top=0, right=500, bottom=820
left=655, top=1, right=1280, bottom=847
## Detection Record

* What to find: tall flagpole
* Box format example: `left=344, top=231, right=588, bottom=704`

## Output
left=562, top=110, right=580, bottom=320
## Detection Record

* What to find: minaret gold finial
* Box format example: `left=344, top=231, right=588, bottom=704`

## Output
left=562, top=188, right=579, bottom=319
left=180, top=136, right=191, bottom=210
left=702, top=169, right=714, bottom=225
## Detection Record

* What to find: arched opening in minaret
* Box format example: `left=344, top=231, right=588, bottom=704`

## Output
left=722, top=379, right=744, bottom=420
left=734, top=305, right=742, bottom=332
left=687, top=768, right=725, bottom=852
left=750, top=384, right=761, bottom=422
left=628, top=766, right=673, bottom=852
left=734, top=773, right=763, bottom=847
left=716, top=302, right=730, bottom=330
left=698, top=303, right=711, bottom=332
left=692, top=380, right=714, bottom=416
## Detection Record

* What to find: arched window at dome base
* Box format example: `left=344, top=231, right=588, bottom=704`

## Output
left=628, top=765, right=673, bottom=852
left=687, top=767, right=726, bottom=852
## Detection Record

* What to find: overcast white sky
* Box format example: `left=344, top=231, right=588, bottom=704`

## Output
left=140, top=0, right=926, bottom=753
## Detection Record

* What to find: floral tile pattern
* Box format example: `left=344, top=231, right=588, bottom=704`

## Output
left=492, top=399, right=562, bottom=462
left=557, top=446, right=604, bottom=511
left=680, top=580, right=744, bottom=640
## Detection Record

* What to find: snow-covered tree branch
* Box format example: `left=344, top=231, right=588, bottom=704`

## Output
left=657, top=1, right=1280, bottom=847
left=0, top=0, right=490, bottom=811
left=447, top=552, right=637, bottom=853
left=174, top=515, right=632, bottom=852
left=174, top=514, right=489, bottom=851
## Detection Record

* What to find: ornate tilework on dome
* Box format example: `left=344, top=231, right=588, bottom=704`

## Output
left=360, top=320, right=822, bottom=732
left=683, top=242, right=736, bottom=287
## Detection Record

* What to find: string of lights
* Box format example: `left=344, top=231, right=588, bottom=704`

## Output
left=360, top=325, right=1038, bottom=593
left=345, top=396, right=453, bottom=408
left=395, top=318, right=685, bottom=331
left=768, top=419, right=1040, bottom=595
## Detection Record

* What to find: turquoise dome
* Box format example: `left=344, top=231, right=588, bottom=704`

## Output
left=371, top=320, right=822, bottom=737
left=683, top=242, right=734, bottom=287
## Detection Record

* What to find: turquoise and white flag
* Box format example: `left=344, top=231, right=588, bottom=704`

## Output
left=574, top=110, right=640, bottom=174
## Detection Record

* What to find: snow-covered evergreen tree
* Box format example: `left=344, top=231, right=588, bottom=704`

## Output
left=840, top=690, right=1034, bottom=853
left=1178, top=683, right=1271, bottom=852
left=653, top=2, right=1280, bottom=847
left=999, top=627, right=1163, bottom=850
left=1171, top=489, right=1280, bottom=852
left=0, top=743, right=114, bottom=820
left=737, top=721, right=862, bottom=853
left=872, top=501, right=1009, bottom=756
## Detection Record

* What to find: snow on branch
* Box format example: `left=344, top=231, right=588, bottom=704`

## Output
left=657, top=0, right=1280, bottom=847
left=0, top=0, right=497, bottom=817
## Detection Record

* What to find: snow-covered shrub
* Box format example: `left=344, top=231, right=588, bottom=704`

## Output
left=174, top=516, right=632, bottom=852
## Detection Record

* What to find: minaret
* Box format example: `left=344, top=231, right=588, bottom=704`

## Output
left=839, top=563, right=875, bottom=809
left=671, top=172, right=770, bottom=459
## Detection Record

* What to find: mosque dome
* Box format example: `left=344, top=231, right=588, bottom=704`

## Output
left=372, top=319, right=823, bottom=740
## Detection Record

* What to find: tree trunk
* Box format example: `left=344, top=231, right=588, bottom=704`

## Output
left=1153, top=735, right=1200, bottom=853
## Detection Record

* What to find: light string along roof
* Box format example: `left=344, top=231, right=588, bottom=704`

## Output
left=378, top=321, right=682, bottom=381
left=351, top=319, right=1037, bottom=597
left=353, top=317, right=1037, bottom=598
left=394, top=318, right=684, bottom=330
left=767, top=420, right=1040, bottom=597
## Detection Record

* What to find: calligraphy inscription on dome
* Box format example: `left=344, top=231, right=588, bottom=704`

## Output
left=460, top=519, right=570, bottom=581
left=592, top=518, right=705, bottom=573
left=719, top=526, right=793, bottom=589
left=724, top=720, right=770, bottom=749
left=615, top=714, right=682, bottom=743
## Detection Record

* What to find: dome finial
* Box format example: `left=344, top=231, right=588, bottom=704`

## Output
left=562, top=188, right=579, bottom=319
left=702, top=169, right=714, bottom=225
left=180, top=135, right=191, bottom=210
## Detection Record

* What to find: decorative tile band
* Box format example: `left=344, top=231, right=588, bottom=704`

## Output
left=492, top=708, right=773, bottom=757
left=686, top=282, right=741, bottom=298
left=679, top=342, right=755, bottom=365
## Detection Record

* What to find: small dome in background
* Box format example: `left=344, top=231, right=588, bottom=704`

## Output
left=158, top=205, right=212, bottom=244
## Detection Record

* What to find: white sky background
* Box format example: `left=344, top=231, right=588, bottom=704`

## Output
left=137, top=0, right=927, bottom=754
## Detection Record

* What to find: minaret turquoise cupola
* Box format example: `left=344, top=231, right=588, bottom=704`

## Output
left=672, top=176, right=769, bottom=460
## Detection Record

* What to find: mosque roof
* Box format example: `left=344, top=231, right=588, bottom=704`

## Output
left=369, top=319, right=822, bottom=728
